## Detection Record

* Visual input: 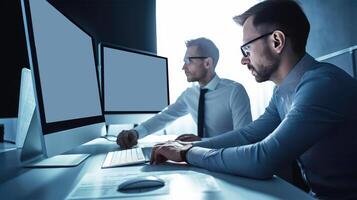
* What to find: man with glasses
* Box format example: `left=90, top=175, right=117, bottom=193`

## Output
left=150, top=1, right=357, bottom=199
left=117, top=37, right=252, bottom=149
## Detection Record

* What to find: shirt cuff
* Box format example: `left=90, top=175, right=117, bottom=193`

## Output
left=186, top=146, right=212, bottom=166
left=133, top=125, right=149, bottom=139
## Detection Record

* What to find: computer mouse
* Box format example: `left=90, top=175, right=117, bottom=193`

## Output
left=117, top=176, right=165, bottom=191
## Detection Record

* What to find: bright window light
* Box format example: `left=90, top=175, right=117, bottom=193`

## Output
left=156, top=0, right=274, bottom=134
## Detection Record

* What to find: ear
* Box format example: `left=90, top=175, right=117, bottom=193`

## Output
left=271, top=30, right=286, bottom=54
left=204, top=57, right=214, bottom=69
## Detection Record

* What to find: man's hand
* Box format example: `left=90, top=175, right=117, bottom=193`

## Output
left=116, top=130, right=138, bottom=149
left=175, top=134, right=201, bottom=142
left=150, top=141, right=193, bottom=165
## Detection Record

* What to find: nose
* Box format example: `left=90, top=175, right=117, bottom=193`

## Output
left=182, top=63, right=187, bottom=70
left=241, top=56, right=250, bottom=66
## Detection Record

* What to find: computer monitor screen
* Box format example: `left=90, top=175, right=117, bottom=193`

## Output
left=100, top=43, right=169, bottom=124
left=21, top=0, right=105, bottom=158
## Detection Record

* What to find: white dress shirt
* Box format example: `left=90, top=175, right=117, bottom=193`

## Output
left=134, top=75, right=252, bottom=138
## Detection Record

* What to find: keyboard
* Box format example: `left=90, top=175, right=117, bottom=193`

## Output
left=102, top=148, right=146, bottom=168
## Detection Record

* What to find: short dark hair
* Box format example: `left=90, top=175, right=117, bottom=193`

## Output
left=185, top=37, right=220, bottom=68
left=233, top=0, right=310, bottom=56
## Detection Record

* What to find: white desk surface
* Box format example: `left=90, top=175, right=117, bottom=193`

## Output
left=0, top=136, right=314, bottom=200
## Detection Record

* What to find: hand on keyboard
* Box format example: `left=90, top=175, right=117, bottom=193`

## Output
left=150, top=141, right=193, bottom=165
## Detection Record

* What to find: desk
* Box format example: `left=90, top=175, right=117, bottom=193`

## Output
left=0, top=142, right=17, bottom=153
left=0, top=137, right=313, bottom=200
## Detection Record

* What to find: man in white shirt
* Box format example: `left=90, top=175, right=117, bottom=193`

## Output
left=117, top=37, right=252, bottom=149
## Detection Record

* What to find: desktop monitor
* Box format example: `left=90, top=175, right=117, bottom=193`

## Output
left=99, top=43, right=169, bottom=125
left=16, top=68, right=35, bottom=148
left=20, top=0, right=105, bottom=165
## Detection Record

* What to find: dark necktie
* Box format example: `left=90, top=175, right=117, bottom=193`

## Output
left=197, top=88, right=208, bottom=138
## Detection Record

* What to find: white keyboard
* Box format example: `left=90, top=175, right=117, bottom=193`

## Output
left=102, top=148, right=146, bottom=168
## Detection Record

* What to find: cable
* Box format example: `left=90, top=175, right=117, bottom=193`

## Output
left=100, top=134, right=117, bottom=142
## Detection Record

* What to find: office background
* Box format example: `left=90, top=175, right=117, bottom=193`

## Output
left=0, top=0, right=356, bottom=140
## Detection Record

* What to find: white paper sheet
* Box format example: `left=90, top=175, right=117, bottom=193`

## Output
left=67, top=170, right=220, bottom=199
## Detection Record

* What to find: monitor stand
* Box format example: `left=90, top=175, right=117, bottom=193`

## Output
left=21, top=108, right=90, bottom=167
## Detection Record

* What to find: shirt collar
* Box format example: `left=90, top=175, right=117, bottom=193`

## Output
left=276, top=53, right=318, bottom=94
left=201, top=74, right=220, bottom=91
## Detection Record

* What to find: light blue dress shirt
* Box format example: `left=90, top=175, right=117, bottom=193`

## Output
left=187, top=54, right=357, bottom=199
left=135, top=75, right=252, bottom=138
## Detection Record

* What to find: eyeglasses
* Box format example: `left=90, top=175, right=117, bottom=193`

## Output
left=240, top=31, right=274, bottom=57
left=183, top=56, right=208, bottom=64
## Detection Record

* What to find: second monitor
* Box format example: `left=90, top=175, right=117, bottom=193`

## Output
left=99, top=43, right=170, bottom=124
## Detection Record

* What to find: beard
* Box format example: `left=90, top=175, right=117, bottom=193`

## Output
left=185, top=72, right=196, bottom=82
left=185, top=68, right=208, bottom=83
left=249, top=63, right=278, bottom=82
left=249, top=48, right=280, bottom=83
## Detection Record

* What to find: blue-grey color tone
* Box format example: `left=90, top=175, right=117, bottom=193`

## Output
left=21, top=0, right=105, bottom=158
left=135, top=75, right=252, bottom=138
left=104, top=47, right=168, bottom=112
left=299, top=0, right=357, bottom=58
left=29, top=0, right=102, bottom=123
left=187, top=54, right=357, bottom=199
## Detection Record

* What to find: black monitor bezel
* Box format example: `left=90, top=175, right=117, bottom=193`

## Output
left=22, top=0, right=105, bottom=134
left=99, top=42, right=170, bottom=114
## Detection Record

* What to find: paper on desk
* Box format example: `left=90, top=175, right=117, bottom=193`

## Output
left=66, top=170, right=219, bottom=199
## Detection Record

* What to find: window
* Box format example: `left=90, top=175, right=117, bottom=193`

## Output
left=156, top=0, right=274, bottom=134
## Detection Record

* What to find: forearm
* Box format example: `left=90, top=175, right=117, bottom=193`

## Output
left=187, top=109, right=342, bottom=179
left=136, top=97, right=188, bottom=138
left=186, top=145, right=275, bottom=179
left=193, top=129, right=250, bottom=149
left=186, top=70, right=351, bottom=180
left=194, top=110, right=280, bottom=149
